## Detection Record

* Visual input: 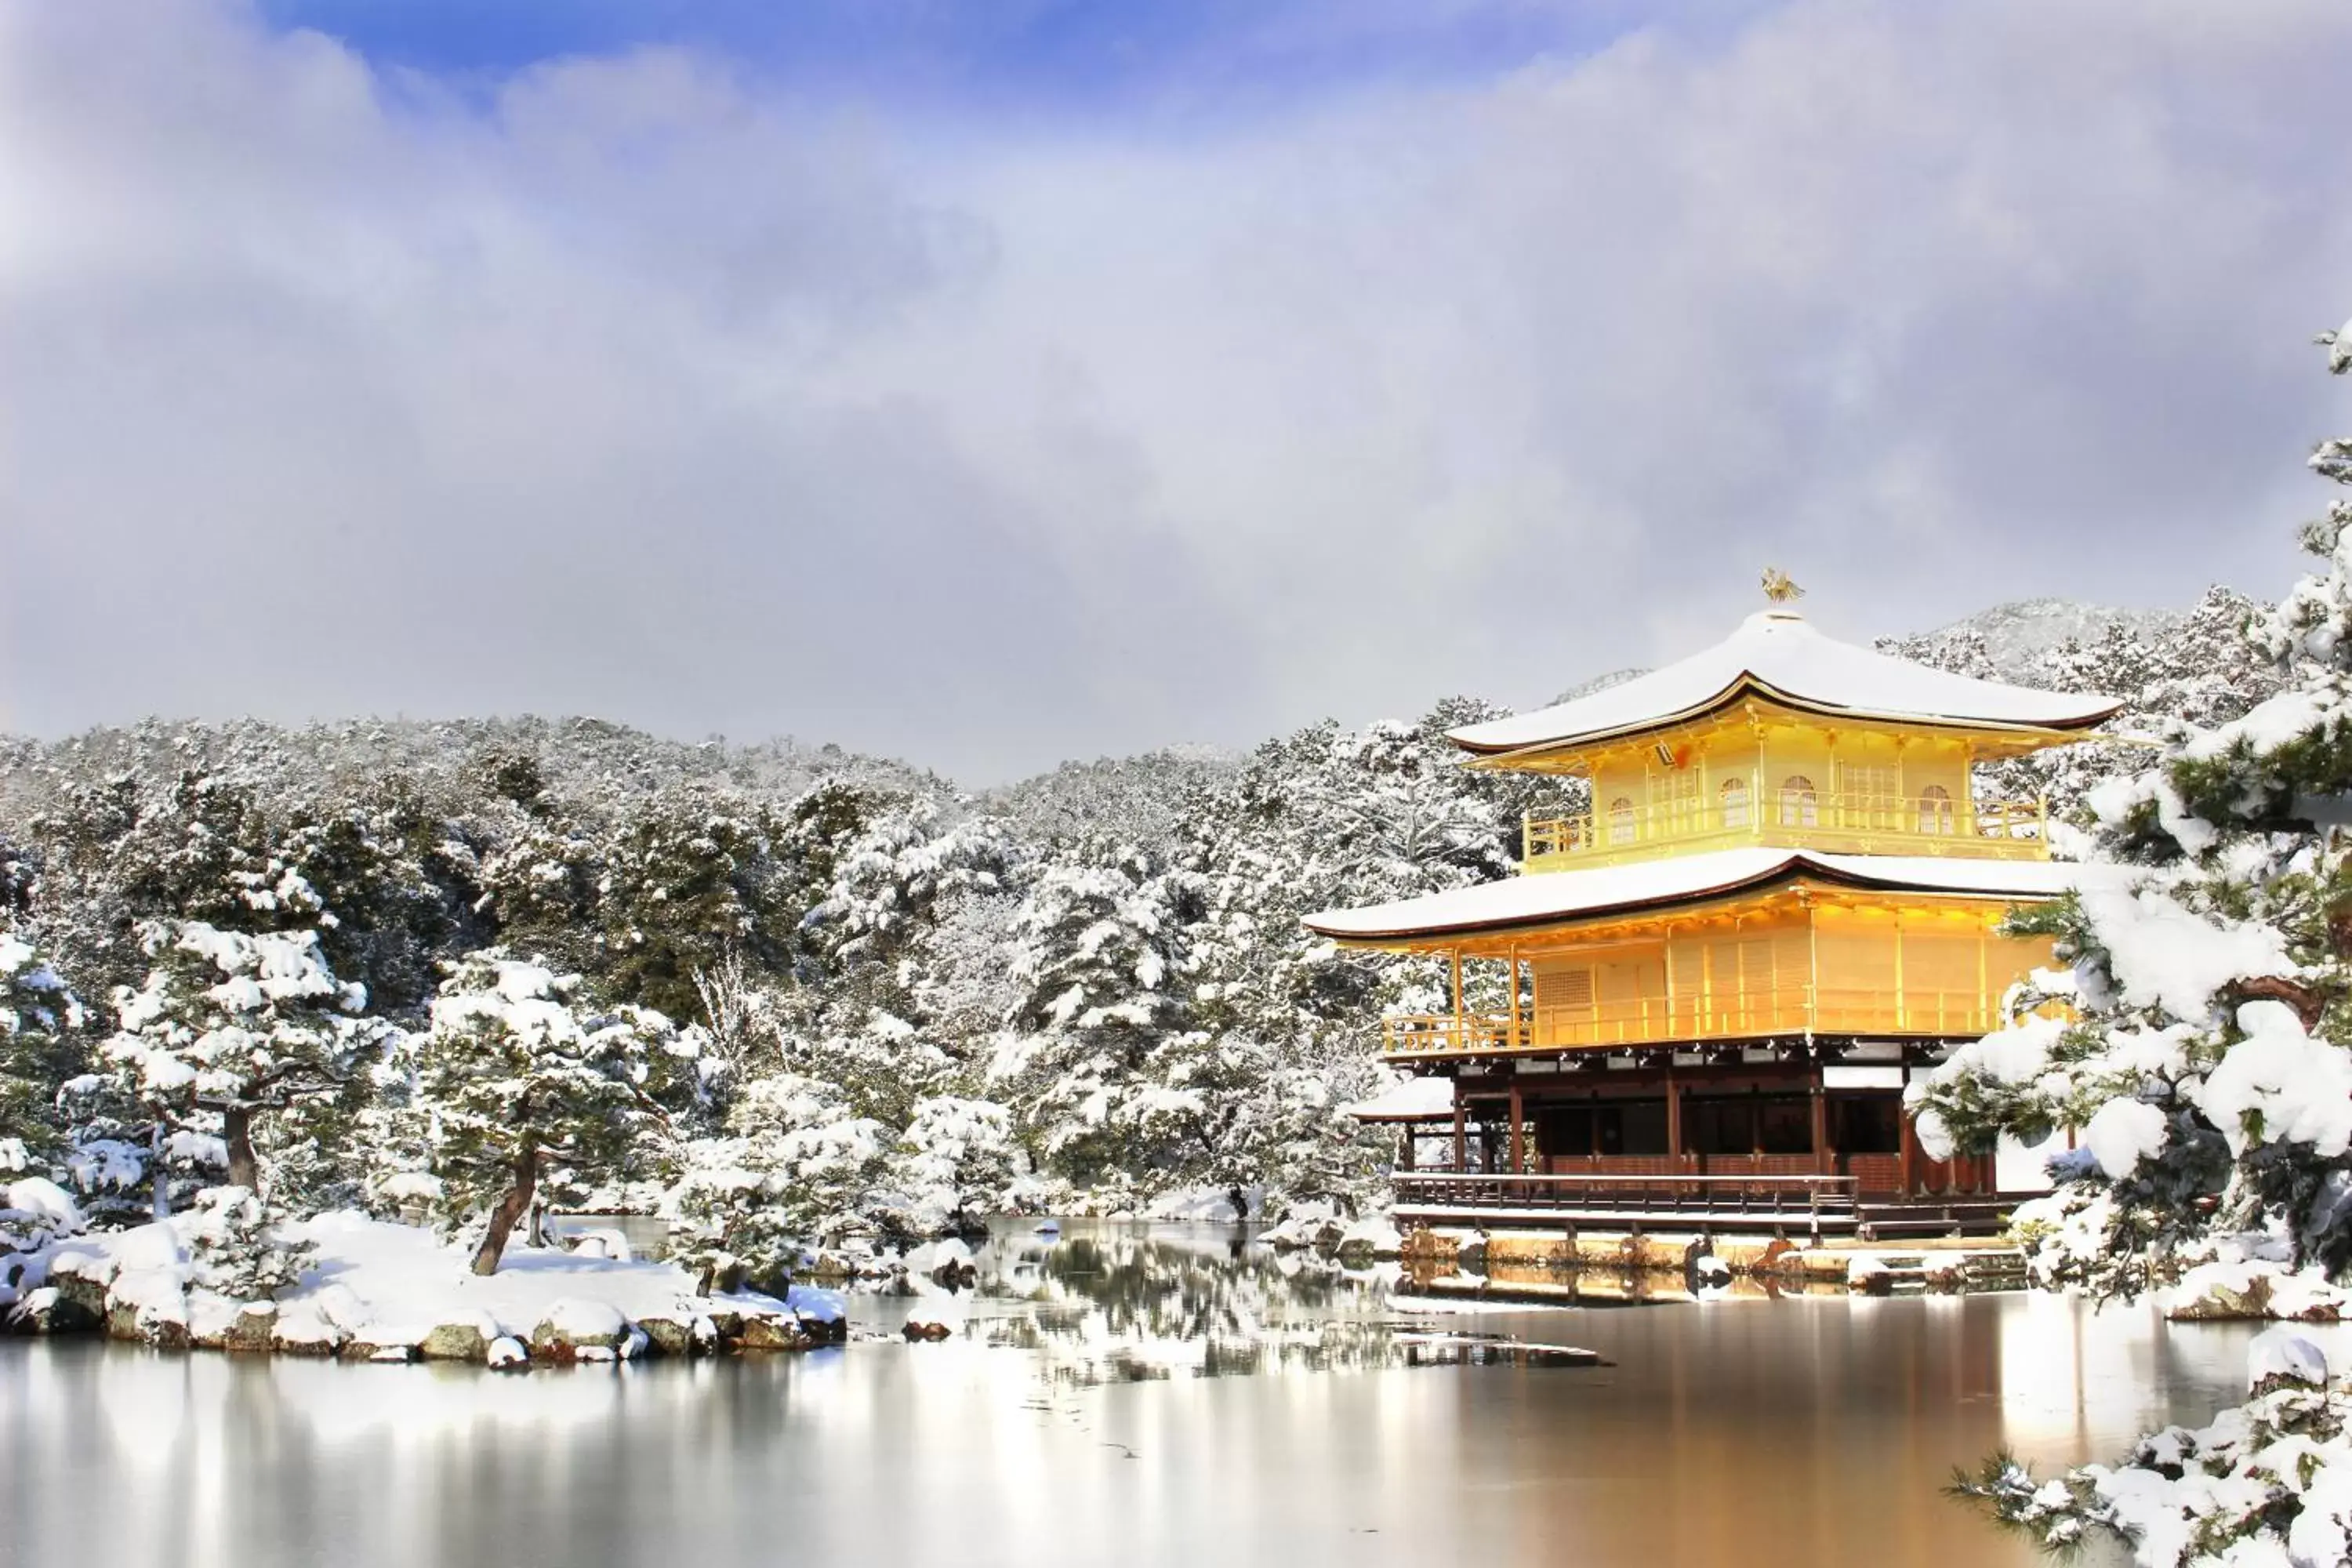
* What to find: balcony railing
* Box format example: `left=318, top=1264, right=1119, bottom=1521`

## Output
left=1393, top=1171, right=1857, bottom=1221
left=1522, top=789, right=2047, bottom=869
left=1381, top=985, right=2007, bottom=1058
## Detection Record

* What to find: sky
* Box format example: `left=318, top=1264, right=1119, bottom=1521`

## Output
left=4, top=0, right=2349, bottom=783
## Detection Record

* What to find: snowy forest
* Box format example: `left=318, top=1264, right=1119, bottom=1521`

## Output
left=0, top=572, right=2280, bottom=1294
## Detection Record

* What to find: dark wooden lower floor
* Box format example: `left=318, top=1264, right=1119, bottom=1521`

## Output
left=1389, top=1055, right=2003, bottom=1200
left=1390, top=1171, right=2014, bottom=1242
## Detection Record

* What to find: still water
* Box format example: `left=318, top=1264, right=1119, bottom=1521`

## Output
left=0, top=1221, right=2315, bottom=1568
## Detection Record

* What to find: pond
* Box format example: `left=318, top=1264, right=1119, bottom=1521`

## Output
left=0, top=1220, right=2317, bottom=1567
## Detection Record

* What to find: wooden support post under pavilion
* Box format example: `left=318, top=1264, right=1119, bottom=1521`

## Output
left=1450, top=949, right=1465, bottom=1043
left=1665, top=1067, right=1683, bottom=1175
left=1508, top=947, right=1523, bottom=1047
left=1508, top=1080, right=1524, bottom=1175
left=1809, top=1062, right=1830, bottom=1177
left=1898, top=1099, right=1918, bottom=1196
left=1452, top=1095, right=1468, bottom=1174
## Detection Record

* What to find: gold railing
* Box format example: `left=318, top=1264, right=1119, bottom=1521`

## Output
left=1381, top=985, right=2009, bottom=1058
left=1383, top=1014, right=1531, bottom=1056
left=1522, top=789, right=2047, bottom=869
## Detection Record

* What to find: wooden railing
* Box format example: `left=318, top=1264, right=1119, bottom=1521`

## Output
left=1522, top=789, right=2047, bottom=868
left=1394, top=1171, right=1859, bottom=1220
left=1381, top=985, right=2002, bottom=1058
left=1383, top=1014, right=1530, bottom=1056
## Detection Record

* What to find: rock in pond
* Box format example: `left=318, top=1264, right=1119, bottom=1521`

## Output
left=736, top=1314, right=815, bottom=1352
left=530, top=1298, right=631, bottom=1363
left=6, top=1286, right=104, bottom=1336
left=419, top=1317, right=498, bottom=1363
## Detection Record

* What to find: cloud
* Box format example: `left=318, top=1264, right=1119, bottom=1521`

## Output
left=5, top=0, right=2350, bottom=781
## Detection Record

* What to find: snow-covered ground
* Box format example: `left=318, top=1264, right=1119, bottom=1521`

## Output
left=3, top=1203, right=844, bottom=1365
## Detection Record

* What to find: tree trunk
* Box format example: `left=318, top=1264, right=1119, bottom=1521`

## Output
left=149, top=1122, right=172, bottom=1221
left=223, top=1105, right=260, bottom=1193
left=2234, top=975, right=2331, bottom=1032
left=471, top=1144, right=539, bottom=1277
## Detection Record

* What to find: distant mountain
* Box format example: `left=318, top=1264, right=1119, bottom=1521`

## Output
left=1900, top=597, right=2191, bottom=683
left=1542, top=667, right=1649, bottom=710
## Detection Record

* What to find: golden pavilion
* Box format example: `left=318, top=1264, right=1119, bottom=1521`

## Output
left=1305, top=599, right=2120, bottom=1235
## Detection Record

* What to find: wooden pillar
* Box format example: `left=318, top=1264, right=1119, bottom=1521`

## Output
left=1452, top=1094, right=1468, bottom=1174
left=1665, top=1068, right=1683, bottom=1175
left=1809, top=1065, right=1830, bottom=1176
left=1399, top=1127, right=1415, bottom=1172
left=1508, top=948, right=1523, bottom=1047
left=1450, top=949, right=1465, bottom=1031
left=1508, top=1080, right=1524, bottom=1176
left=1897, top=1091, right=1918, bottom=1196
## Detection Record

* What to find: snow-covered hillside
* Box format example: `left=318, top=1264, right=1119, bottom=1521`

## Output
left=1896, top=597, right=2192, bottom=682
left=0, top=586, right=2276, bottom=1272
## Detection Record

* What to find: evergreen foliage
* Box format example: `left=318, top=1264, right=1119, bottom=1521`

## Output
left=0, top=931, right=83, bottom=1176
left=0, top=590, right=2278, bottom=1253
left=1914, top=325, right=2352, bottom=1565
left=412, top=953, right=702, bottom=1274
left=185, top=1185, right=317, bottom=1302
left=98, top=920, right=376, bottom=1203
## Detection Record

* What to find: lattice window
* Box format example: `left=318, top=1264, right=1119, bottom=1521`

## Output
left=1719, top=776, right=1751, bottom=829
left=1777, top=775, right=1818, bottom=828
left=1653, top=768, right=1700, bottom=834
left=1607, top=795, right=1636, bottom=845
left=1839, top=763, right=1900, bottom=829
left=1918, top=783, right=1955, bottom=834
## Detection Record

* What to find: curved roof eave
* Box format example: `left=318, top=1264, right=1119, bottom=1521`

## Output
left=1302, top=850, right=2090, bottom=946
left=1450, top=673, right=2125, bottom=760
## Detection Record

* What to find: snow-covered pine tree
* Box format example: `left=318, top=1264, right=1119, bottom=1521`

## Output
left=665, top=1140, right=800, bottom=1294
left=724, top=1073, right=899, bottom=1246
left=801, top=795, right=1010, bottom=973
left=185, top=1183, right=317, bottom=1303
left=895, top=1095, right=1018, bottom=1235
left=415, top=951, right=702, bottom=1274
left=99, top=920, right=375, bottom=1199
left=1918, top=321, right=2352, bottom=1563
left=591, top=784, right=797, bottom=1023
left=0, top=930, right=84, bottom=1176
left=997, top=842, right=1202, bottom=1197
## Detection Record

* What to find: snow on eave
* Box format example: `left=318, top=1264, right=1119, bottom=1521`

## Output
left=1301, top=848, right=2091, bottom=946
left=1345, top=1076, right=1457, bottom=1122
left=1455, top=677, right=2125, bottom=764
left=1446, top=610, right=2123, bottom=758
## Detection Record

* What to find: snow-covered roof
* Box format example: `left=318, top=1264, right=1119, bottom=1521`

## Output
left=1305, top=848, right=2103, bottom=944
left=1448, top=609, right=2122, bottom=757
left=1345, top=1076, right=1457, bottom=1121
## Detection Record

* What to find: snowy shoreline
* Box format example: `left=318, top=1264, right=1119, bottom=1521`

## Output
left=2, top=1205, right=848, bottom=1367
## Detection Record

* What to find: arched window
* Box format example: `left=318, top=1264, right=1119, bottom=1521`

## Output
left=1720, top=776, right=1751, bottom=829
left=1607, top=795, right=1637, bottom=845
left=1778, top=775, right=1818, bottom=828
left=1918, top=783, right=1955, bottom=835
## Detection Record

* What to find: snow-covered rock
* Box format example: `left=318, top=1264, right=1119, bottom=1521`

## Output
left=8, top=1210, right=842, bottom=1363
left=531, top=1298, right=630, bottom=1363
left=1334, top=1217, right=1403, bottom=1261
left=2247, top=1326, right=2329, bottom=1393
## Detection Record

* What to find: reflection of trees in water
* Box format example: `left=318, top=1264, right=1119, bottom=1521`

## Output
left=961, top=1223, right=1584, bottom=1386
left=982, top=1226, right=1372, bottom=1343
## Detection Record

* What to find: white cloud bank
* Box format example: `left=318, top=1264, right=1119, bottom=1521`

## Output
left=4, top=0, right=2350, bottom=780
